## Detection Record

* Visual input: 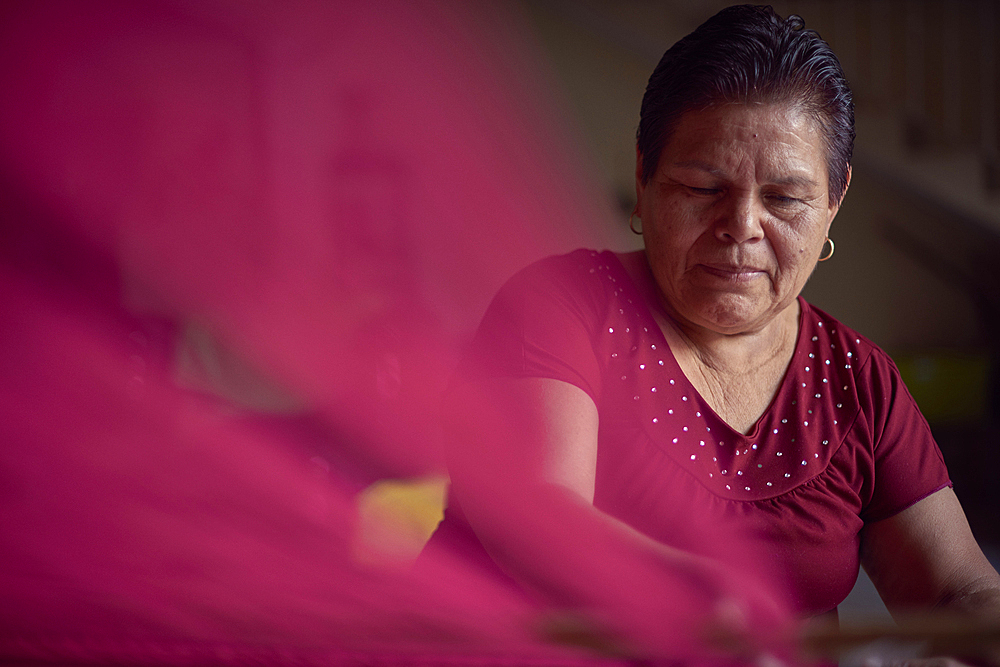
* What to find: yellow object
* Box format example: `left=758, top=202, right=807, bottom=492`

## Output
left=353, top=475, right=448, bottom=567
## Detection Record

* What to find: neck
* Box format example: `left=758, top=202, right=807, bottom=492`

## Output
left=657, top=296, right=800, bottom=376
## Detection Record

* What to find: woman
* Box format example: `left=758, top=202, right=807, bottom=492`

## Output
left=429, top=4, right=1000, bottom=662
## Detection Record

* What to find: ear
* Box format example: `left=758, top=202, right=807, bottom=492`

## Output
left=825, top=165, right=851, bottom=234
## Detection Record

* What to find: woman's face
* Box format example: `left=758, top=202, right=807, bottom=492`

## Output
left=636, top=102, right=846, bottom=336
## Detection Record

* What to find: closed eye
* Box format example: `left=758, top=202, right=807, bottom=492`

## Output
left=766, top=194, right=800, bottom=205
left=686, top=186, right=720, bottom=196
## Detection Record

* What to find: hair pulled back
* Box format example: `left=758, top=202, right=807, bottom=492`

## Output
left=637, top=4, right=854, bottom=204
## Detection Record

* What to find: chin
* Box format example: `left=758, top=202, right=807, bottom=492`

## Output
left=693, top=298, right=769, bottom=334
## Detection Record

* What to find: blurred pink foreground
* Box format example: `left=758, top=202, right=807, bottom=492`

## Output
left=0, top=2, right=792, bottom=664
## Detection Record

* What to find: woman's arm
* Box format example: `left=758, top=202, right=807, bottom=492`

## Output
left=861, top=487, right=1000, bottom=663
left=861, top=487, right=1000, bottom=615
left=444, top=376, right=789, bottom=660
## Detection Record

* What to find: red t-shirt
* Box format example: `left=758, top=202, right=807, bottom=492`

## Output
left=448, top=249, right=951, bottom=616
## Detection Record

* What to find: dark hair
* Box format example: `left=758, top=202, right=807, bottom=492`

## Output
left=636, top=4, right=854, bottom=205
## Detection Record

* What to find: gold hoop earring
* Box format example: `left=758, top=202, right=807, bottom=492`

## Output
left=629, top=212, right=642, bottom=235
left=818, top=237, right=835, bottom=262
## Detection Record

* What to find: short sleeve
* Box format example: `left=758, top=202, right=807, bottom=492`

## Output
left=452, top=251, right=606, bottom=403
left=860, top=350, right=952, bottom=523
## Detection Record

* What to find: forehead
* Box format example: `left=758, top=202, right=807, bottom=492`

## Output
left=659, top=103, right=828, bottom=184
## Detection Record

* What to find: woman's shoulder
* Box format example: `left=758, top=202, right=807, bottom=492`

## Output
left=798, top=299, right=910, bottom=406
left=798, top=299, right=883, bottom=366
left=458, top=249, right=629, bottom=400
left=495, top=248, right=626, bottom=306
left=512, top=248, right=621, bottom=280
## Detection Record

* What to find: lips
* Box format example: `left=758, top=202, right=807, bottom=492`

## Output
left=698, top=263, right=766, bottom=282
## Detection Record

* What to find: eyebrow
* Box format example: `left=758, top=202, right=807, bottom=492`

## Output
left=671, top=160, right=725, bottom=177
left=670, top=160, right=820, bottom=189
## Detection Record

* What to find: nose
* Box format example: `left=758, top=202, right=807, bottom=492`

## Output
left=714, top=194, right=764, bottom=244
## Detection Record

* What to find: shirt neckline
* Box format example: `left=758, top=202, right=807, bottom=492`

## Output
left=603, top=250, right=809, bottom=443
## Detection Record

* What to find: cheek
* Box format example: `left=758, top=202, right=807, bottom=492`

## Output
left=769, top=226, right=817, bottom=272
left=648, top=227, right=702, bottom=274
left=776, top=213, right=826, bottom=254
left=651, top=204, right=707, bottom=246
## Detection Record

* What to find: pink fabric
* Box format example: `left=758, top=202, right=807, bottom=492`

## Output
left=0, top=1, right=665, bottom=664
left=447, top=249, right=951, bottom=616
